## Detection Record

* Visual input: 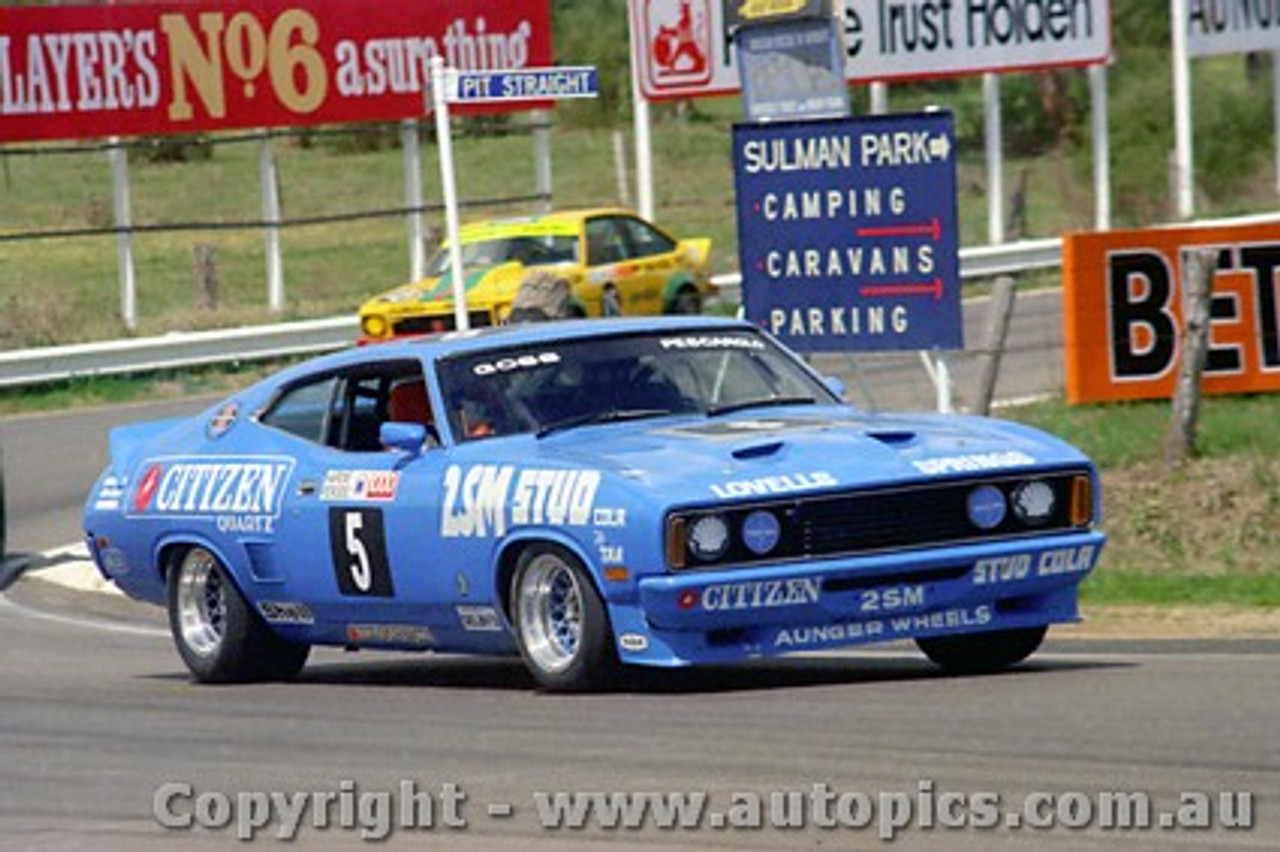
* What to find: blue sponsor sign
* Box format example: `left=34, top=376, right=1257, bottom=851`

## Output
left=732, top=112, right=962, bottom=353
left=448, top=66, right=598, bottom=103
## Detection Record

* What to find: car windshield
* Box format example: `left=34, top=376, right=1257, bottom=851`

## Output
left=435, top=328, right=840, bottom=441
left=424, top=235, right=579, bottom=276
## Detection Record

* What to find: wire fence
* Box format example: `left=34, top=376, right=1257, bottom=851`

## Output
left=0, top=122, right=552, bottom=243
left=0, top=118, right=571, bottom=349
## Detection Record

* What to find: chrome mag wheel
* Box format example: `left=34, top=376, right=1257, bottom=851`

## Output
left=174, top=547, right=226, bottom=658
left=516, top=551, right=584, bottom=675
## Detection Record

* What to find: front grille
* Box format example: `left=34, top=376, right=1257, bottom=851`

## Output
left=394, top=311, right=493, bottom=336
left=798, top=475, right=1077, bottom=556
left=675, top=471, right=1089, bottom=569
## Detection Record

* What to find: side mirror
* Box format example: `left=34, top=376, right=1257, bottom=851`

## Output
left=823, top=375, right=847, bottom=400
left=379, top=422, right=429, bottom=456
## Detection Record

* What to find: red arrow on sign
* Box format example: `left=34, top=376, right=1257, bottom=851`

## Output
left=856, top=218, right=941, bottom=241
left=859, top=278, right=944, bottom=301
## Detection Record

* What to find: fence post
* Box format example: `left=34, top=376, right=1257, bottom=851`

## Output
left=258, top=130, right=284, bottom=313
left=532, top=109, right=552, bottom=213
left=1164, top=247, right=1216, bottom=466
left=401, top=120, right=426, bottom=281
left=108, top=137, right=138, bottom=332
left=612, top=130, right=630, bottom=207
left=193, top=243, right=218, bottom=310
left=974, top=275, right=1018, bottom=415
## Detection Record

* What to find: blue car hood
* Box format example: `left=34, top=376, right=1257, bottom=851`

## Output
left=530, top=408, right=1084, bottom=502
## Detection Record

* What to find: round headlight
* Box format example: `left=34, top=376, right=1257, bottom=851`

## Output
left=362, top=315, right=387, bottom=338
left=1012, top=480, right=1056, bottom=525
left=687, top=514, right=730, bottom=561
left=966, top=484, right=1007, bottom=530
left=741, top=510, right=781, bottom=556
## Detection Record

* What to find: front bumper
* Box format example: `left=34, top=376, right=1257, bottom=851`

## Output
left=619, top=531, right=1105, bottom=665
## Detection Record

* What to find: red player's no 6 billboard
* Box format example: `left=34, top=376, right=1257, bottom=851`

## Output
left=0, top=0, right=552, bottom=143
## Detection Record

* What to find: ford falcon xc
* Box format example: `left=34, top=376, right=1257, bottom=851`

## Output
left=84, top=317, right=1104, bottom=691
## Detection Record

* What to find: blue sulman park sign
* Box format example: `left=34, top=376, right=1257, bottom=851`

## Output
left=733, top=111, right=962, bottom=353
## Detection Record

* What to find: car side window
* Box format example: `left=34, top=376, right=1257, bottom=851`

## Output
left=259, top=377, right=338, bottom=444
left=260, top=361, right=434, bottom=451
left=332, top=374, right=390, bottom=452
left=619, top=217, right=675, bottom=259
left=585, top=218, right=628, bottom=265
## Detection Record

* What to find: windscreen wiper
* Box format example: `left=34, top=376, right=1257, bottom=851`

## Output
left=536, top=408, right=674, bottom=439
left=706, top=395, right=817, bottom=417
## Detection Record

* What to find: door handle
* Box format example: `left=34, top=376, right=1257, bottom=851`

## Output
left=297, top=479, right=317, bottom=496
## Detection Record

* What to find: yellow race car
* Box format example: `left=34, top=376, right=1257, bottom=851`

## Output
left=358, top=208, right=712, bottom=342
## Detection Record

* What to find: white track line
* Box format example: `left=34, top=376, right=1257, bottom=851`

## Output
left=0, top=592, right=167, bottom=638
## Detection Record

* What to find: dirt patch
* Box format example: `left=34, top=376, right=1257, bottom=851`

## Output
left=1062, top=605, right=1280, bottom=639
left=1099, top=454, right=1280, bottom=577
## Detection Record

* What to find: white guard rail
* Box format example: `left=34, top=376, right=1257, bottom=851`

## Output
left=0, top=238, right=1063, bottom=389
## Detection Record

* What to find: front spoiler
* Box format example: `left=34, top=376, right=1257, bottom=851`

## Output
left=616, top=531, right=1105, bottom=666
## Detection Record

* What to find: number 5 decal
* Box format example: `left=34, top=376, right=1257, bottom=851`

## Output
left=328, top=507, right=394, bottom=597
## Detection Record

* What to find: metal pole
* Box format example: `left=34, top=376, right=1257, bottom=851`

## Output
left=983, top=73, right=1004, bottom=245
left=869, top=82, right=888, bottom=114
left=532, top=108, right=553, bottom=213
left=612, top=130, right=631, bottom=207
left=918, top=351, right=954, bottom=414
left=629, top=22, right=654, bottom=220
left=1089, top=63, right=1111, bottom=231
left=431, top=56, right=469, bottom=331
left=401, top=120, right=425, bottom=282
left=1273, top=49, right=1280, bottom=198
left=108, top=136, right=137, bottom=332
left=258, top=131, right=284, bottom=313
left=1171, top=0, right=1194, bottom=219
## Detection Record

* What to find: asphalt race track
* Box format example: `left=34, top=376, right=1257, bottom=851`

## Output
left=1, top=295, right=1277, bottom=849
left=2, top=579, right=1277, bottom=850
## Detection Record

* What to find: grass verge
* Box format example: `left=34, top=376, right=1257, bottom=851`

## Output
left=1002, top=395, right=1280, bottom=607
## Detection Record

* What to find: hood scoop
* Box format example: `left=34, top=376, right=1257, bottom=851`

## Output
left=866, top=429, right=918, bottom=447
left=731, top=441, right=785, bottom=460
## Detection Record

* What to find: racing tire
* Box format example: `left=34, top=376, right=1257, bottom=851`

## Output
left=916, top=626, right=1048, bottom=674
left=511, top=544, right=620, bottom=692
left=667, top=287, right=701, bottom=315
left=167, top=546, right=310, bottom=684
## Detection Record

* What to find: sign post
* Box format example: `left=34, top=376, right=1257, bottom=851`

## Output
left=732, top=111, right=962, bottom=354
left=428, top=62, right=599, bottom=330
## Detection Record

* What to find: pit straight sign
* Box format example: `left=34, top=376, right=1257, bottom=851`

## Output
left=732, top=112, right=962, bottom=353
left=444, top=66, right=598, bottom=103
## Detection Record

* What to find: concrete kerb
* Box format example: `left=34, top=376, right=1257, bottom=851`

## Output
left=7, top=543, right=122, bottom=596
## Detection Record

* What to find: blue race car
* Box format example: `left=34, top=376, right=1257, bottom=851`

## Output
left=84, top=317, right=1105, bottom=691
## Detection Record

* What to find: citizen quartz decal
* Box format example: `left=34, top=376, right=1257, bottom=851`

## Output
left=128, top=455, right=294, bottom=534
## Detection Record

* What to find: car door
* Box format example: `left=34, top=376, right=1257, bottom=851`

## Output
left=584, top=214, right=664, bottom=316
left=261, top=361, right=455, bottom=641
left=616, top=214, right=683, bottom=314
